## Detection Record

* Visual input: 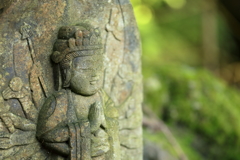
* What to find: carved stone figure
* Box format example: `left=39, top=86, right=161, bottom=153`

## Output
left=0, top=77, right=41, bottom=159
left=37, top=24, right=120, bottom=160
left=0, top=0, right=142, bottom=159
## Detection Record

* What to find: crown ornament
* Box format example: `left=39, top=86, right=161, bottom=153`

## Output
left=52, top=24, right=103, bottom=67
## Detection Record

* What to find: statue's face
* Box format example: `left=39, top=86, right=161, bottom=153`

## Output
left=69, top=55, right=104, bottom=96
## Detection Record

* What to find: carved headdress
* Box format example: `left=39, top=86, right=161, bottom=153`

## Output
left=52, top=24, right=103, bottom=89
left=52, top=24, right=103, bottom=69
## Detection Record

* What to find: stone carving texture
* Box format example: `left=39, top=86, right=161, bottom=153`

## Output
left=0, top=0, right=142, bottom=159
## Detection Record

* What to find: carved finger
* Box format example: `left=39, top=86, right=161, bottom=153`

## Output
left=3, top=87, right=11, bottom=93
left=0, top=138, right=12, bottom=149
left=0, top=132, right=10, bottom=138
left=2, top=89, right=15, bottom=99
left=7, top=124, right=15, bottom=133
left=2, top=88, right=12, bottom=98
left=1, top=116, right=15, bottom=133
left=1, top=116, right=11, bottom=125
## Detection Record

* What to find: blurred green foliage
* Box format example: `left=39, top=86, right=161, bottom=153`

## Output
left=130, top=0, right=240, bottom=159
left=132, top=0, right=203, bottom=67
left=144, top=65, right=240, bottom=159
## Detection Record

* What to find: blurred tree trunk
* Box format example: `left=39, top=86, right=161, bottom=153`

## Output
left=202, top=0, right=219, bottom=74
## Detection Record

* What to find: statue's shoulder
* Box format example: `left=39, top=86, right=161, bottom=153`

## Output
left=99, top=89, right=119, bottom=118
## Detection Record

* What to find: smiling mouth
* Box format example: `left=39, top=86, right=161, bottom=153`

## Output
left=90, top=80, right=97, bottom=85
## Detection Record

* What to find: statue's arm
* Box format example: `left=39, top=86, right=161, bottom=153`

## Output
left=43, top=142, right=70, bottom=157
left=38, top=125, right=70, bottom=156
left=1, top=112, right=36, bottom=131
left=39, top=126, right=69, bottom=142
left=37, top=93, right=70, bottom=155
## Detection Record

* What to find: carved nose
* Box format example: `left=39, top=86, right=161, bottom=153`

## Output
left=92, top=71, right=96, bottom=76
left=92, top=71, right=99, bottom=79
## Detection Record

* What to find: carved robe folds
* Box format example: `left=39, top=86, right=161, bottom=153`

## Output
left=37, top=89, right=120, bottom=160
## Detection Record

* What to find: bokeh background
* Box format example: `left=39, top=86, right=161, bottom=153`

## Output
left=130, top=0, right=240, bottom=159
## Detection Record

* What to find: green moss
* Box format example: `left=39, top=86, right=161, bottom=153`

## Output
left=144, top=64, right=240, bottom=160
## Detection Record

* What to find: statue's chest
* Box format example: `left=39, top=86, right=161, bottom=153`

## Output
left=72, top=94, right=102, bottom=121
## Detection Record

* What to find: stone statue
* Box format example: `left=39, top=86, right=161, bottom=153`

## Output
left=37, top=24, right=120, bottom=160
left=0, top=0, right=142, bottom=159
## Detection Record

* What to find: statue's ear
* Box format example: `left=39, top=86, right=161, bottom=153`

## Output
left=63, top=69, right=71, bottom=88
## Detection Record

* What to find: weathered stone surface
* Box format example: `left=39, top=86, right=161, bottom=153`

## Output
left=0, top=0, right=142, bottom=159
